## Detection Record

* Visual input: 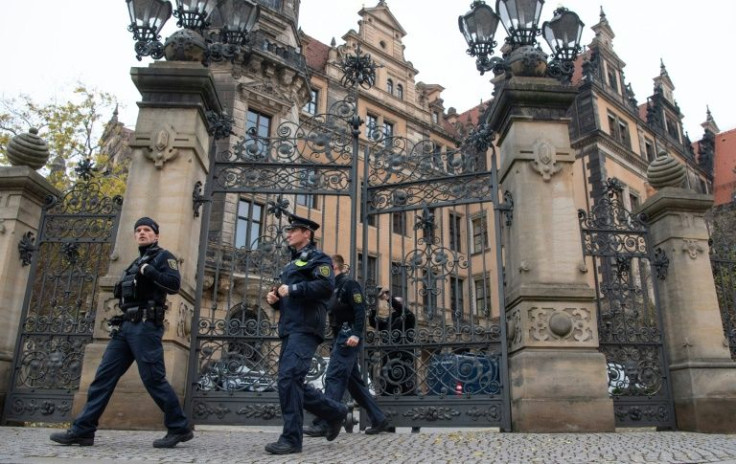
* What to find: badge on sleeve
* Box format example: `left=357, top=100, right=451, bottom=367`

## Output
left=353, top=293, right=363, bottom=304
left=167, top=259, right=179, bottom=270
left=319, top=265, right=331, bottom=277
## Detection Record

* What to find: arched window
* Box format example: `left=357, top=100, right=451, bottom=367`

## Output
left=397, top=84, right=403, bottom=100
left=387, top=78, right=394, bottom=95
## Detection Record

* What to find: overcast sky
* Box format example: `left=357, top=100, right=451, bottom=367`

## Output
left=2, top=0, right=733, bottom=141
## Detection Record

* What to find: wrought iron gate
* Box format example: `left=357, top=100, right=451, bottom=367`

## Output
left=578, top=178, right=675, bottom=428
left=184, top=53, right=510, bottom=430
left=2, top=169, right=123, bottom=424
left=706, top=203, right=736, bottom=359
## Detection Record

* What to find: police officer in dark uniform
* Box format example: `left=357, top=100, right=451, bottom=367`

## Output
left=264, top=214, right=348, bottom=455
left=50, top=217, right=192, bottom=449
left=304, top=254, right=391, bottom=437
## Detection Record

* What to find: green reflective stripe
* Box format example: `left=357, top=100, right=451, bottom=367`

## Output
left=295, top=260, right=307, bottom=267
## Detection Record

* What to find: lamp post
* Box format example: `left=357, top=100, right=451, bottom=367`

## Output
left=459, top=0, right=583, bottom=82
left=126, top=0, right=260, bottom=65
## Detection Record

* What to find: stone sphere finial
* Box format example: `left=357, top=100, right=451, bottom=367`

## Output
left=164, top=29, right=207, bottom=62
left=647, top=150, right=686, bottom=190
left=6, top=127, right=51, bottom=170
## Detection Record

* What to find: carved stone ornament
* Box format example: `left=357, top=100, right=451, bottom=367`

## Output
left=682, top=239, right=704, bottom=260
left=145, top=126, right=179, bottom=168
left=528, top=307, right=593, bottom=343
left=530, top=140, right=562, bottom=181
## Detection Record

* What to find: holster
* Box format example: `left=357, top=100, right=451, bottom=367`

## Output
left=123, top=301, right=166, bottom=326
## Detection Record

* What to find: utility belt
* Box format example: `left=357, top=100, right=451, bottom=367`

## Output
left=332, top=321, right=354, bottom=346
left=122, top=302, right=166, bottom=325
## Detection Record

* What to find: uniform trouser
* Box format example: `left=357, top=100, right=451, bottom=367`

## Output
left=71, top=321, right=189, bottom=436
left=314, top=339, right=386, bottom=429
left=277, top=332, right=346, bottom=448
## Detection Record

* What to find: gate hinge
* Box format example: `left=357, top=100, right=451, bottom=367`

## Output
left=193, top=181, right=210, bottom=218
left=495, top=191, right=514, bottom=227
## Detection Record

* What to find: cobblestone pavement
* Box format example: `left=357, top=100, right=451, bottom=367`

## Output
left=2, top=425, right=736, bottom=464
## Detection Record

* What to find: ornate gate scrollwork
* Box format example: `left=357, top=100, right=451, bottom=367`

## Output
left=2, top=165, right=123, bottom=424
left=578, top=178, right=675, bottom=428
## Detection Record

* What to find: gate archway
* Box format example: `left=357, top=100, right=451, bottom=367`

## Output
left=2, top=170, right=123, bottom=424
left=184, top=55, right=510, bottom=430
left=578, top=178, right=676, bottom=428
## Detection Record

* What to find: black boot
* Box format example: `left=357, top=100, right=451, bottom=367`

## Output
left=365, top=419, right=392, bottom=435
left=50, top=429, right=94, bottom=446
left=265, top=441, right=302, bottom=454
left=152, top=429, right=194, bottom=448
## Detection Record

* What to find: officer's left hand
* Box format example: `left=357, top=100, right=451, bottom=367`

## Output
left=346, top=335, right=359, bottom=347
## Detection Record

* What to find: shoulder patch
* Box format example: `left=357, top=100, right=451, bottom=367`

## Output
left=167, top=259, right=178, bottom=270
left=353, top=293, right=363, bottom=304
left=319, top=265, right=331, bottom=277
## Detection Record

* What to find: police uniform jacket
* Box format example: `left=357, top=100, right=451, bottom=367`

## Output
left=120, top=244, right=181, bottom=309
left=329, top=273, right=366, bottom=339
left=273, top=244, right=334, bottom=340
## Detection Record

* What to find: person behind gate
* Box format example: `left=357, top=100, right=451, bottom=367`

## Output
left=50, top=217, right=193, bottom=448
left=264, top=214, right=348, bottom=455
left=303, top=254, right=391, bottom=438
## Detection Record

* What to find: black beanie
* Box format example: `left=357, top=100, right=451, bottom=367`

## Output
left=134, top=217, right=159, bottom=234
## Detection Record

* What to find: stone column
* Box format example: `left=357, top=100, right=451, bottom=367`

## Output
left=487, top=76, right=614, bottom=432
left=0, top=167, right=58, bottom=414
left=72, top=61, right=221, bottom=429
left=639, top=187, right=736, bottom=433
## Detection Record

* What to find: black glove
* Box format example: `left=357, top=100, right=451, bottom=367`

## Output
left=109, top=315, right=124, bottom=326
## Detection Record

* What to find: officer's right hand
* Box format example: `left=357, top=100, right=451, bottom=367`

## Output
left=266, top=290, right=279, bottom=304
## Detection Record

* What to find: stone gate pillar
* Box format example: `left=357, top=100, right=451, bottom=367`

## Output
left=0, top=166, right=58, bottom=414
left=487, top=76, right=614, bottom=432
left=72, top=61, right=221, bottom=429
left=639, top=182, right=736, bottom=433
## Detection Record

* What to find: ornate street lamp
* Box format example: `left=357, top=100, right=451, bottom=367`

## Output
left=496, top=0, right=544, bottom=47
left=543, top=8, right=584, bottom=82
left=126, top=0, right=173, bottom=60
left=458, top=0, right=583, bottom=81
left=208, top=0, right=260, bottom=45
left=125, top=0, right=260, bottom=65
left=458, top=1, right=502, bottom=75
left=173, top=0, right=218, bottom=31
left=205, top=0, right=260, bottom=63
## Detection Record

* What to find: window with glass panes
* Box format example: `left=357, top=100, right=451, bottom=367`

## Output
left=471, top=213, right=488, bottom=254
left=449, top=212, right=462, bottom=252
left=387, top=78, right=393, bottom=95
left=366, top=114, right=378, bottom=139
left=392, top=211, right=406, bottom=235
left=235, top=199, right=263, bottom=249
left=390, top=261, right=406, bottom=297
left=357, top=253, right=378, bottom=286
left=397, top=84, right=403, bottom=100
left=303, top=88, right=318, bottom=114
left=247, top=109, right=271, bottom=138
left=450, top=276, right=465, bottom=322
left=383, top=121, right=394, bottom=147
left=474, top=273, right=491, bottom=317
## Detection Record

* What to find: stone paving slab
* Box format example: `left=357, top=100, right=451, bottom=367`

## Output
left=1, top=426, right=736, bottom=464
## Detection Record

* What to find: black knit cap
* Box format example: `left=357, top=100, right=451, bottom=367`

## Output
left=134, top=217, right=159, bottom=234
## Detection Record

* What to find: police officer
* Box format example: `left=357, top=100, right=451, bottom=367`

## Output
left=264, top=214, right=348, bottom=455
left=50, top=217, right=192, bottom=449
left=304, top=254, right=391, bottom=437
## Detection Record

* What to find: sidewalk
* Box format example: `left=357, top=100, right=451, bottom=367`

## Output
left=2, top=425, right=736, bottom=464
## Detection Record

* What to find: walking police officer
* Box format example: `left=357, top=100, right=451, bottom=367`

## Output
left=50, top=217, right=193, bottom=448
left=265, top=214, right=347, bottom=455
left=304, top=254, right=391, bottom=437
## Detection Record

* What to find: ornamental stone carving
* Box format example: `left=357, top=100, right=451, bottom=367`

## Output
left=528, top=306, right=593, bottom=343
left=682, top=239, right=704, bottom=260
left=530, top=140, right=562, bottom=181
left=144, top=126, right=180, bottom=168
